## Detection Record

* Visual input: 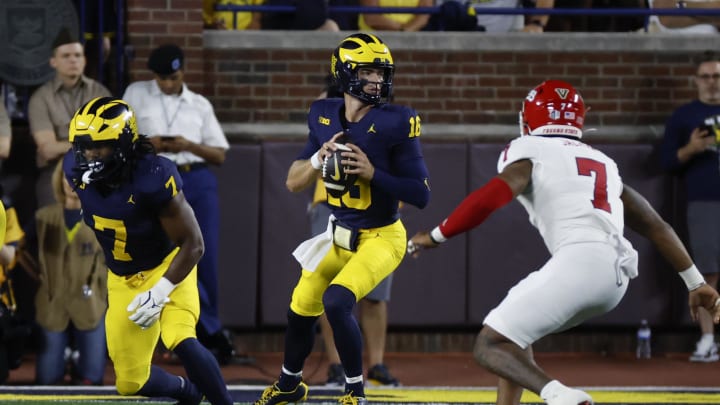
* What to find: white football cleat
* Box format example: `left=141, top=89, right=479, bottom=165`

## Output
left=546, top=388, right=593, bottom=405
left=690, top=340, right=719, bottom=362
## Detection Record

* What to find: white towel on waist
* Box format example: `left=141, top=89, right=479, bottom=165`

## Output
left=611, top=233, right=639, bottom=279
left=292, top=215, right=334, bottom=272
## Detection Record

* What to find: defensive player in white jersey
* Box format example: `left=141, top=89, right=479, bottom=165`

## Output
left=408, top=80, right=720, bottom=405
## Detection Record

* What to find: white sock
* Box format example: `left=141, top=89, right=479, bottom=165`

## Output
left=281, top=366, right=303, bottom=377
left=540, top=380, right=568, bottom=401
left=701, top=333, right=715, bottom=344
left=345, top=375, right=363, bottom=384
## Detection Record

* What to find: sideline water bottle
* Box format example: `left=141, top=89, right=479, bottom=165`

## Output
left=636, top=319, right=651, bottom=359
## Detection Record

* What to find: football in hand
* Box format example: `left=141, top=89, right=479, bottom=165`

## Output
left=322, top=143, right=357, bottom=198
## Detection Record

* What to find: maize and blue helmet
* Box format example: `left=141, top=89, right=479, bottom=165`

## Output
left=331, top=33, right=394, bottom=105
left=68, top=97, right=139, bottom=184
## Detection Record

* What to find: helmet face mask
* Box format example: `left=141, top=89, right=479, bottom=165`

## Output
left=331, top=33, right=394, bottom=105
left=73, top=138, right=131, bottom=184
left=520, top=80, right=585, bottom=139
left=69, top=97, right=139, bottom=185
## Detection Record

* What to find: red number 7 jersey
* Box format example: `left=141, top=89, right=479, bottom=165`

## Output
left=499, top=135, right=626, bottom=255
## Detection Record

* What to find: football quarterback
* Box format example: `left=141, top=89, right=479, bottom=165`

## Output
left=256, top=33, right=431, bottom=405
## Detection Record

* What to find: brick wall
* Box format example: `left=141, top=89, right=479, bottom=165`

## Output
left=121, top=7, right=720, bottom=135
left=126, top=0, right=204, bottom=85
left=199, top=37, right=705, bottom=129
left=211, top=48, right=694, bottom=127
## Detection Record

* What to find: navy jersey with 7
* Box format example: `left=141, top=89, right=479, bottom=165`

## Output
left=299, top=97, right=429, bottom=228
left=62, top=151, right=183, bottom=276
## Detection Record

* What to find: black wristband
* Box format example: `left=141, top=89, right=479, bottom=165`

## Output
left=428, top=231, right=440, bottom=245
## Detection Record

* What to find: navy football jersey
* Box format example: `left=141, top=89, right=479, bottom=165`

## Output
left=62, top=151, right=182, bottom=276
left=299, top=98, right=429, bottom=229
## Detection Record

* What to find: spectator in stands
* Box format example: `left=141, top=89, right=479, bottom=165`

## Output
left=28, top=27, right=111, bottom=209
left=122, top=44, right=236, bottom=365
left=203, top=0, right=262, bottom=29
left=590, top=0, right=645, bottom=32
left=0, top=102, right=11, bottom=162
left=330, top=0, right=361, bottom=31
left=660, top=51, right=720, bottom=363
left=29, top=161, right=107, bottom=385
left=261, top=0, right=340, bottom=30
left=440, top=0, right=555, bottom=33
left=204, top=0, right=339, bottom=30
left=546, top=1, right=645, bottom=33
left=424, top=1, right=482, bottom=31
left=647, top=0, right=720, bottom=34
left=359, top=0, right=433, bottom=32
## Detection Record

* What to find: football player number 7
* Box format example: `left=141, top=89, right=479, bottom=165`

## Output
left=92, top=216, right=132, bottom=261
left=576, top=157, right=612, bottom=213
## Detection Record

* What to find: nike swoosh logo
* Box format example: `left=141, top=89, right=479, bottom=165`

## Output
left=331, top=154, right=341, bottom=181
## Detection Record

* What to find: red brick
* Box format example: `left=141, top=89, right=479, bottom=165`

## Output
left=169, top=22, right=203, bottom=34
left=602, top=65, right=637, bottom=76
left=152, top=10, right=189, bottom=20
left=480, top=52, right=515, bottom=63
left=128, top=0, right=167, bottom=9
left=516, top=52, right=549, bottom=64
left=638, top=65, right=672, bottom=76
left=128, top=22, right=170, bottom=33
left=171, top=0, right=202, bottom=9
left=447, top=53, right=480, bottom=64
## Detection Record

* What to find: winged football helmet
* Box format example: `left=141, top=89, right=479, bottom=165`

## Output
left=69, top=97, right=139, bottom=184
left=331, top=33, right=394, bottom=105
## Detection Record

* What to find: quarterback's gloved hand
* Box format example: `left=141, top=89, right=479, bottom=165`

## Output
left=127, top=277, right=176, bottom=329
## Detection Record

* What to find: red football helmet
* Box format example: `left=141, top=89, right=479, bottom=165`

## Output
left=520, top=80, right=585, bottom=138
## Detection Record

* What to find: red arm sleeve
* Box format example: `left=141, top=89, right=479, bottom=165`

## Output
left=437, top=177, right=514, bottom=239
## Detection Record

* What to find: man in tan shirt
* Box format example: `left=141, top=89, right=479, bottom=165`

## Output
left=28, top=27, right=110, bottom=208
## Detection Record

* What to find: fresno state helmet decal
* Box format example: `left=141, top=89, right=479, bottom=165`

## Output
left=555, top=87, right=570, bottom=99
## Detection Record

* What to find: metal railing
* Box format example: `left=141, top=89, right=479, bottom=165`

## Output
left=75, top=0, right=127, bottom=96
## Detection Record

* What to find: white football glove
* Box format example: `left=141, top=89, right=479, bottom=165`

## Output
left=127, top=277, right=176, bottom=329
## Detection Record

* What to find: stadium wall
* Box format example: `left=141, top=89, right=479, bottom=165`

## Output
left=123, top=2, right=717, bottom=339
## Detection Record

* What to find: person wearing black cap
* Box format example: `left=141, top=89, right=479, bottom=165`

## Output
left=122, top=44, right=236, bottom=365
left=28, top=27, right=111, bottom=209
